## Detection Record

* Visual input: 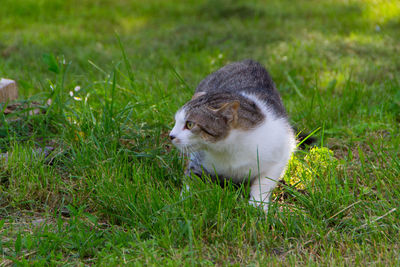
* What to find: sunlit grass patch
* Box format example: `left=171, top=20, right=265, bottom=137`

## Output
left=362, top=0, right=400, bottom=24
left=283, top=147, right=339, bottom=191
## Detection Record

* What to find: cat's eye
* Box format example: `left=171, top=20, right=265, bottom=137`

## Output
left=185, top=121, right=195, bottom=130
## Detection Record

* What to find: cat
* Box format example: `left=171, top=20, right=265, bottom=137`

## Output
left=169, top=59, right=296, bottom=212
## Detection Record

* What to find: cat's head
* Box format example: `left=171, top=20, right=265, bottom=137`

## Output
left=169, top=92, right=263, bottom=152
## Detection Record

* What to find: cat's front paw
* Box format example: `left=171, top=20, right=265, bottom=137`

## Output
left=248, top=198, right=269, bottom=213
left=180, top=184, right=190, bottom=198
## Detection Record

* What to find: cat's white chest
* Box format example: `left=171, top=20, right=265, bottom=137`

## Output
left=200, top=124, right=271, bottom=182
left=201, top=147, right=257, bottom=182
left=199, top=113, right=294, bottom=183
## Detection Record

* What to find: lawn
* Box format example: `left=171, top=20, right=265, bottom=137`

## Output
left=1, top=0, right=400, bottom=265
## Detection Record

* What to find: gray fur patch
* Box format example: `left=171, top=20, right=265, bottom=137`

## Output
left=195, top=59, right=287, bottom=118
left=183, top=92, right=265, bottom=141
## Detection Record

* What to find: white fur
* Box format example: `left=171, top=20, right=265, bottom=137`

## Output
left=170, top=108, right=200, bottom=151
left=170, top=108, right=187, bottom=143
left=171, top=94, right=296, bottom=212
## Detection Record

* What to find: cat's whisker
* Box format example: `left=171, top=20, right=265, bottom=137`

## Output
left=184, top=145, right=196, bottom=155
left=181, top=146, right=188, bottom=156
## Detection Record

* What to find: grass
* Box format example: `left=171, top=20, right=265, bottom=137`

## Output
left=1, top=0, right=400, bottom=265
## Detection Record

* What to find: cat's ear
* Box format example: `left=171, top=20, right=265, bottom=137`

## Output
left=215, top=101, right=240, bottom=125
left=191, top=91, right=206, bottom=100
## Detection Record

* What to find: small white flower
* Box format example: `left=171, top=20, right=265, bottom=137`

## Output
left=74, top=86, right=81, bottom=92
left=73, top=96, right=82, bottom=101
left=50, top=85, right=54, bottom=91
left=69, top=91, right=74, bottom=97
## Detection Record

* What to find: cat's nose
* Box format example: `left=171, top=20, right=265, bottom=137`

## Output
left=169, top=134, right=176, bottom=141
